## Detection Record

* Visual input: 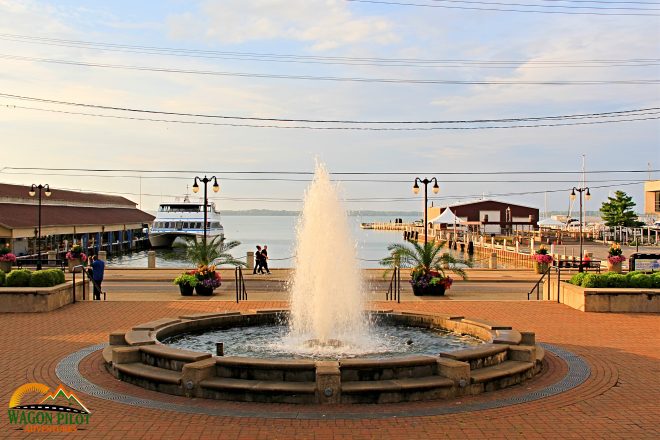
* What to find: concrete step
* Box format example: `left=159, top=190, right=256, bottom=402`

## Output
left=114, top=362, right=181, bottom=385
left=341, top=376, right=453, bottom=394
left=200, top=377, right=316, bottom=394
left=470, top=360, right=534, bottom=384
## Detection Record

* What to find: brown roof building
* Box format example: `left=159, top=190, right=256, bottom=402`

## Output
left=428, top=199, right=539, bottom=235
left=0, top=183, right=154, bottom=255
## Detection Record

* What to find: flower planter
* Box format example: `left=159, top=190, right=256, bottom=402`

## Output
left=67, top=258, right=82, bottom=273
left=0, top=261, right=11, bottom=273
left=412, top=284, right=446, bottom=296
left=195, top=285, right=214, bottom=296
left=179, top=284, right=194, bottom=296
left=534, top=262, right=550, bottom=274
left=607, top=261, right=623, bottom=274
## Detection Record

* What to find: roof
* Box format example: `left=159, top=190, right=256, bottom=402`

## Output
left=430, top=208, right=463, bottom=224
left=442, top=198, right=538, bottom=211
left=0, top=203, right=154, bottom=229
left=0, top=183, right=136, bottom=207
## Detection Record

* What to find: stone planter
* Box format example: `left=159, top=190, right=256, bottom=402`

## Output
left=607, top=261, right=623, bottom=273
left=195, top=285, right=214, bottom=296
left=179, top=284, right=194, bottom=296
left=0, top=261, right=12, bottom=273
left=534, top=261, right=550, bottom=274
left=67, top=258, right=82, bottom=273
left=412, top=283, right=446, bottom=296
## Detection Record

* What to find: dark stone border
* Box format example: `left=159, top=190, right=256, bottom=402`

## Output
left=56, top=343, right=589, bottom=420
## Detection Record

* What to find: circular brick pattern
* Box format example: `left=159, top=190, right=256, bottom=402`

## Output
left=56, top=342, right=588, bottom=420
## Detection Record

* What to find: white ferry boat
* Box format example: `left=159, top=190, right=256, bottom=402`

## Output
left=148, top=197, right=224, bottom=248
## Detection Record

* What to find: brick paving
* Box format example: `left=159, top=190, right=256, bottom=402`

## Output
left=0, top=300, right=658, bottom=439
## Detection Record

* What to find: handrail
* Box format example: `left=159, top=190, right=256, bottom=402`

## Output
left=527, top=265, right=553, bottom=301
left=235, top=266, right=247, bottom=303
left=386, top=266, right=400, bottom=303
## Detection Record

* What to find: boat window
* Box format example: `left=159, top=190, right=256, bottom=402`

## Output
left=183, top=222, right=189, bottom=229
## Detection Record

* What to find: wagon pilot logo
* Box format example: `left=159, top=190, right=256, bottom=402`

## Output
left=7, top=382, right=91, bottom=433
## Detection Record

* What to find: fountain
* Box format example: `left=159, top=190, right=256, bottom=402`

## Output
left=104, top=162, right=544, bottom=404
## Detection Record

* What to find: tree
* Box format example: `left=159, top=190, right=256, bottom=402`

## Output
left=185, top=236, right=246, bottom=267
left=380, top=240, right=469, bottom=280
left=599, top=191, right=643, bottom=227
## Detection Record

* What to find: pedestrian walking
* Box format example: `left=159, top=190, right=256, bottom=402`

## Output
left=89, top=254, right=105, bottom=300
left=261, top=245, right=271, bottom=274
left=253, top=245, right=264, bottom=274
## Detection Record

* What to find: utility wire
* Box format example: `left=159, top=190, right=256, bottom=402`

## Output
left=424, top=0, right=660, bottom=10
left=346, top=0, right=660, bottom=15
left=3, top=166, right=656, bottom=175
left=1, top=33, right=657, bottom=69
left=5, top=104, right=659, bottom=130
left=2, top=93, right=658, bottom=124
left=2, top=54, right=658, bottom=85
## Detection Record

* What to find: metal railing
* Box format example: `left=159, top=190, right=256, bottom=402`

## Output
left=235, top=266, right=247, bottom=303
left=386, top=267, right=401, bottom=303
left=528, top=265, right=553, bottom=300
left=16, top=256, right=66, bottom=270
left=71, top=265, right=106, bottom=302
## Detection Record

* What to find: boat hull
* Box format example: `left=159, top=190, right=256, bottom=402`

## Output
left=148, top=231, right=224, bottom=248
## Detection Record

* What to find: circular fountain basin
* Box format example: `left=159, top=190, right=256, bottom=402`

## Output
left=162, top=320, right=483, bottom=360
left=104, top=310, right=544, bottom=405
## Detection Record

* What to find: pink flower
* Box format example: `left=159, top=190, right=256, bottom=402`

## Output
left=0, top=252, right=16, bottom=263
left=608, top=255, right=626, bottom=264
left=534, top=254, right=553, bottom=264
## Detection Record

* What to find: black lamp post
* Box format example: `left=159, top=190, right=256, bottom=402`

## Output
left=192, top=176, right=220, bottom=247
left=570, top=186, right=591, bottom=272
left=29, top=184, right=51, bottom=270
left=413, top=177, right=440, bottom=245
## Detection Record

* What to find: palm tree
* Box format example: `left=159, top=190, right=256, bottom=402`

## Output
left=185, top=236, right=246, bottom=267
left=380, top=240, right=469, bottom=281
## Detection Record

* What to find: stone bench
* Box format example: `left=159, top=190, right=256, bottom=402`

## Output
left=341, top=376, right=454, bottom=403
left=200, top=377, right=317, bottom=403
left=140, top=344, right=211, bottom=372
left=440, top=344, right=508, bottom=369
left=114, top=362, right=182, bottom=385
left=340, top=356, right=437, bottom=381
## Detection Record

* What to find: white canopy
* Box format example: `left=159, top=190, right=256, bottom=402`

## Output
left=430, top=208, right=462, bottom=225
left=537, top=218, right=564, bottom=227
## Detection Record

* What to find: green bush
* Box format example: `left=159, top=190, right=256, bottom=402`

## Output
left=629, top=273, right=652, bottom=288
left=569, top=272, right=586, bottom=286
left=581, top=274, right=599, bottom=288
left=0, top=269, right=5, bottom=287
left=6, top=269, right=31, bottom=287
left=29, top=270, right=56, bottom=287
left=625, top=271, right=643, bottom=280
left=45, top=269, right=65, bottom=285
left=653, top=273, right=660, bottom=288
left=604, top=273, right=627, bottom=288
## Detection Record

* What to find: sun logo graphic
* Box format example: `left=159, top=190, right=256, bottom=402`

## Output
left=7, top=382, right=91, bottom=433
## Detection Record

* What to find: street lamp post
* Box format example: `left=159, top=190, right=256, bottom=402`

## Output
left=192, top=176, right=220, bottom=247
left=29, top=184, right=51, bottom=270
left=570, top=186, right=591, bottom=272
left=413, top=177, right=440, bottom=246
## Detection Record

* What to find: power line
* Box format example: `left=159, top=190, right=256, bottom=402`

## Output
left=5, top=103, right=659, bottom=131
left=3, top=166, right=656, bottom=175
left=2, top=54, right=658, bottom=85
left=425, top=0, right=660, bottom=10
left=346, top=0, right=660, bottom=15
left=2, top=93, right=658, bottom=124
left=1, top=33, right=657, bottom=69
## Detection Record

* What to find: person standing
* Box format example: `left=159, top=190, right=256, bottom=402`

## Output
left=253, top=245, right=263, bottom=275
left=89, top=254, right=105, bottom=300
left=261, top=245, right=271, bottom=274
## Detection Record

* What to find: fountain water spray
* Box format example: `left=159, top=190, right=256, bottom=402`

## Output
left=287, top=162, right=371, bottom=349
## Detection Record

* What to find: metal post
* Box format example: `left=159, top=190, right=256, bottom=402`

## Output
left=578, top=192, right=583, bottom=272
left=37, top=188, right=42, bottom=270
left=424, top=182, right=428, bottom=245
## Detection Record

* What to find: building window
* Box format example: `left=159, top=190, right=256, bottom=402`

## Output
left=655, top=192, right=660, bottom=212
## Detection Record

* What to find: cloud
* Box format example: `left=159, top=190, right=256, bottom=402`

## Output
left=166, top=0, right=398, bottom=50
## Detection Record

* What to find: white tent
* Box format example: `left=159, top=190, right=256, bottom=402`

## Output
left=430, top=208, right=463, bottom=225
left=537, top=218, right=564, bottom=228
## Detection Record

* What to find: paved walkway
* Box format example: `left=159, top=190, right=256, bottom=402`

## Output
left=1, top=298, right=658, bottom=439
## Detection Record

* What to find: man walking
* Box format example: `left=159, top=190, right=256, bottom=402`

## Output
left=89, top=254, right=105, bottom=300
left=261, top=245, right=271, bottom=274
left=253, top=245, right=263, bottom=275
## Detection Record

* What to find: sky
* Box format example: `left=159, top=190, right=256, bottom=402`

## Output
left=0, top=0, right=658, bottom=215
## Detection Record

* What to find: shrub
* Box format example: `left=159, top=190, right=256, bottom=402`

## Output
left=45, top=269, right=65, bottom=285
left=625, top=271, right=643, bottom=280
left=581, top=274, right=599, bottom=288
left=653, top=273, right=660, bottom=288
left=604, top=273, right=627, bottom=288
left=0, top=269, right=5, bottom=287
left=6, top=269, right=31, bottom=287
left=29, top=270, right=57, bottom=287
left=569, top=272, right=586, bottom=286
left=629, top=273, right=652, bottom=288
